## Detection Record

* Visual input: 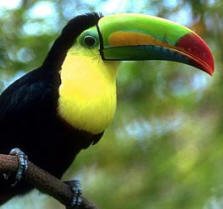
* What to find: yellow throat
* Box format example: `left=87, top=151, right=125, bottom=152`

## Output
left=58, top=46, right=119, bottom=134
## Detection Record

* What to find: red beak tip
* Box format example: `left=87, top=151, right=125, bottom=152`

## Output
left=176, top=32, right=215, bottom=76
left=208, top=70, right=213, bottom=76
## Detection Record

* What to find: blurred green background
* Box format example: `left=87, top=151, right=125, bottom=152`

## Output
left=0, top=0, right=222, bottom=209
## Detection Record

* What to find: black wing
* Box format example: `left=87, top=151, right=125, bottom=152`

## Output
left=0, top=68, right=60, bottom=155
left=0, top=68, right=61, bottom=205
left=0, top=68, right=60, bottom=121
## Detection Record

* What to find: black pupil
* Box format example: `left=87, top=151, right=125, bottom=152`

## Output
left=84, top=36, right=96, bottom=47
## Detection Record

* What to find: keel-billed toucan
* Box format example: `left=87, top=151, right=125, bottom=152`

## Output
left=0, top=13, right=214, bottom=205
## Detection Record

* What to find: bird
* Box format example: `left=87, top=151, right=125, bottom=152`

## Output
left=0, top=12, right=214, bottom=206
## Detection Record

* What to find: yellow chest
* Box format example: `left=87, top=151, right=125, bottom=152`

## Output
left=58, top=49, right=118, bottom=134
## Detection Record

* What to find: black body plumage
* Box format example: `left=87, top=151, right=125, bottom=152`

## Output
left=0, top=13, right=103, bottom=204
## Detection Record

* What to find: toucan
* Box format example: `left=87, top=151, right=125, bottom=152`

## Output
left=0, top=12, right=214, bottom=206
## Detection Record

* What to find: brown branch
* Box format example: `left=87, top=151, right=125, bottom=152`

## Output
left=0, top=154, right=98, bottom=209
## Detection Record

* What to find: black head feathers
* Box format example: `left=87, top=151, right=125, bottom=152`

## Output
left=42, top=12, right=103, bottom=69
left=61, top=13, right=102, bottom=40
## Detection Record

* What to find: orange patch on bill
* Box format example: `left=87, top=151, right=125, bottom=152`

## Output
left=108, top=31, right=170, bottom=47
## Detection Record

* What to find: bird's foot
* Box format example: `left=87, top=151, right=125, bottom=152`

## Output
left=4, top=148, right=28, bottom=187
left=64, top=180, right=82, bottom=208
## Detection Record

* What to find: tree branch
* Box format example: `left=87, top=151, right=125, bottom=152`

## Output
left=0, top=154, right=98, bottom=209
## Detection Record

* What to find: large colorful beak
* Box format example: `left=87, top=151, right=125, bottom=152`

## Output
left=97, top=14, right=214, bottom=75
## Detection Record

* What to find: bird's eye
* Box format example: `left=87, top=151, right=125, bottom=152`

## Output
left=83, top=35, right=97, bottom=48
